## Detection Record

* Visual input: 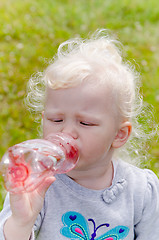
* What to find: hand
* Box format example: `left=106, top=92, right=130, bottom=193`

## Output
left=4, top=176, right=55, bottom=240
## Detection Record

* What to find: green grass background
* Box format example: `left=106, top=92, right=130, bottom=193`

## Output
left=0, top=0, right=159, bottom=210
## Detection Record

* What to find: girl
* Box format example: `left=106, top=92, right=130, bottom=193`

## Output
left=0, top=30, right=159, bottom=239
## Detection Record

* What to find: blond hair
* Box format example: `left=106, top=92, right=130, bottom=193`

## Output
left=26, top=29, right=157, bottom=165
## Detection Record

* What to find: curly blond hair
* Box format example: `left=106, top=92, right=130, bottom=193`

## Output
left=26, top=29, right=157, bottom=166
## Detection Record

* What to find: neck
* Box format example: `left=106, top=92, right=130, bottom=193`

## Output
left=67, top=161, right=114, bottom=190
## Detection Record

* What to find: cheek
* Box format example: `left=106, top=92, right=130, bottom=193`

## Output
left=81, top=135, right=105, bottom=157
left=81, top=131, right=114, bottom=158
left=43, top=120, right=60, bottom=138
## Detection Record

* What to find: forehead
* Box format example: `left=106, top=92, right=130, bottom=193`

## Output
left=45, top=81, right=116, bottom=115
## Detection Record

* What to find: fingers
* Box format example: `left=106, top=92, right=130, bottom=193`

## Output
left=36, top=176, right=56, bottom=199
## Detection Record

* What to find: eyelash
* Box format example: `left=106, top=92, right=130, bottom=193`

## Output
left=48, top=119, right=95, bottom=126
left=80, top=122, right=95, bottom=126
left=48, top=119, right=63, bottom=123
left=54, top=119, right=63, bottom=122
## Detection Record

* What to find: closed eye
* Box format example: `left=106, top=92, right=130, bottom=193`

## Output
left=54, top=119, right=63, bottom=122
left=80, top=121, right=96, bottom=126
left=48, top=119, right=63, bottom=123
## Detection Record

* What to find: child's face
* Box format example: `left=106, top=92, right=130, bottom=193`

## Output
left=43, top=81, right=120, bottom=171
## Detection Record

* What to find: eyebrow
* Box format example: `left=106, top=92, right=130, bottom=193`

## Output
left=44, top=111, right=64, bottom=116
left=44, top=111, right=100, bottom=121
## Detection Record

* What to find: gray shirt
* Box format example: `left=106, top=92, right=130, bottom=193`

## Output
left=0, top=160, right=159, bottom=239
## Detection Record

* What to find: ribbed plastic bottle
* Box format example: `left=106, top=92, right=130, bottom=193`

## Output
left=0, top=133, right=79, bottom=193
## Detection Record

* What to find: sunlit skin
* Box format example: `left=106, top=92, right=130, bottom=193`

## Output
left=43, top=81, right=132, bottom=190
left=3, top=81, right=132, bottom=240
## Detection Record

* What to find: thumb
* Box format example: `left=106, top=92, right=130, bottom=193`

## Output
left=37, top=176, right=56, bottom=199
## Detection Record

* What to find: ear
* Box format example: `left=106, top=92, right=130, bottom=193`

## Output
left=112, top=121, right=132, bottom=149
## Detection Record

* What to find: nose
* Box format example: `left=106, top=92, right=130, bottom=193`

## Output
left=61, top=123, right=78, bottom=140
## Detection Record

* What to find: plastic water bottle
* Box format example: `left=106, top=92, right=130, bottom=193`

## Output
left=0, top=133, right=79, bottom=193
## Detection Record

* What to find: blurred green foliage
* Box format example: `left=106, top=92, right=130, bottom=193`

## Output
left=0, top=0, right=159, bottom=209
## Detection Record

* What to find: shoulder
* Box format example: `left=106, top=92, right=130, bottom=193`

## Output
left=116, top=160, right=159, bottom=188
left=116, top=160, right=159, bottom=223
left=116, top=160, right=159, bottom=206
